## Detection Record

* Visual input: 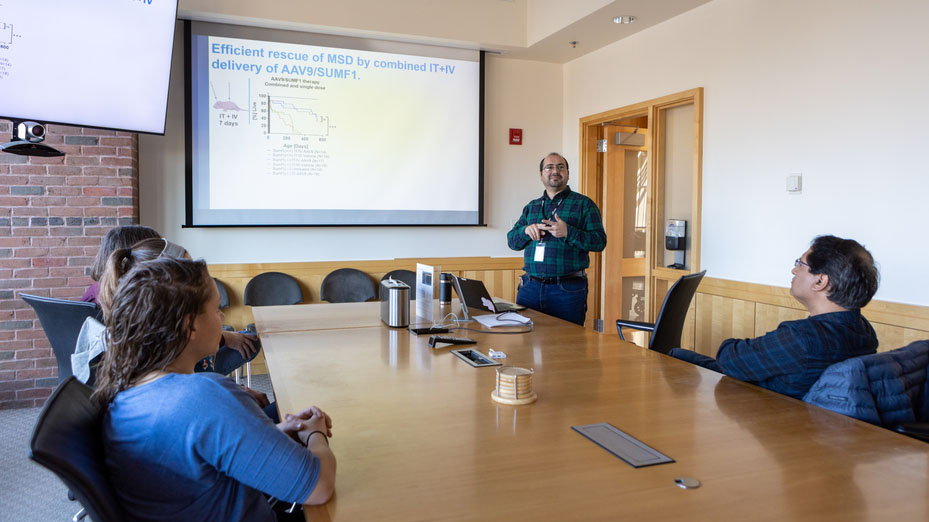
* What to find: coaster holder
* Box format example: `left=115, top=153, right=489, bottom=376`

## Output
left=491, top=366, right=537, bottom=405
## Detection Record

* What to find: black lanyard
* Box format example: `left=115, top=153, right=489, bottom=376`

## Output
left=543, top=193, right=566, bottom=220
left=540, top=193, right=566, bottom=242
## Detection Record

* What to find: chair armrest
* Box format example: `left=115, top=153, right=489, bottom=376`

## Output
left=893, top=422, right=929, bottom=443
left=616, top=319, right=656, bottom=341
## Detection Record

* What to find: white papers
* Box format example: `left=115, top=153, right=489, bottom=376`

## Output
left=474, top=312, right=532, bottom=328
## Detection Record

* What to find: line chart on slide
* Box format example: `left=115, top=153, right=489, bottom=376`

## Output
left=0, top=22, right=16, bottom=45
left=0, top=21, right=24, bottom=81
left=265, top=95, right=331, bottom=137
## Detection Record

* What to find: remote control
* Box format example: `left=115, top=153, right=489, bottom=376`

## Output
left=428, top=335, right=477, bottom=348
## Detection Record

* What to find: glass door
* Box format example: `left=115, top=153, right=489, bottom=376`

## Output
left=602, top=122, right=648, bottom=345
left=579, top=88, right=703, bottom=344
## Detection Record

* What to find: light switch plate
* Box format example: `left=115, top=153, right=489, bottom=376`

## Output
left=787, top=174, right=802, bottom=193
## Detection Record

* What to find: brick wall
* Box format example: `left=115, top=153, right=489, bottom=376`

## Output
left=0, top=121, right=139, bottom=409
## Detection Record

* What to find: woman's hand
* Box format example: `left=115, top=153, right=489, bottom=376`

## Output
left=221, top=331, right=259, bottom=359
left=277, top=406, right=333, bottom=444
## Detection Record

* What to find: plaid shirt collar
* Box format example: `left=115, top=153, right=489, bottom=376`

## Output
left=538, top=186, right=571, bottom=202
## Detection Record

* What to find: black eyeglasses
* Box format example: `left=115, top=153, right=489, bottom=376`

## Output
left=794, top=258, right=811, bottom=269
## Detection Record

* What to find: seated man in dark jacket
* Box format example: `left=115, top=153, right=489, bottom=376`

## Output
left=670, top=235, right=879, bottom=399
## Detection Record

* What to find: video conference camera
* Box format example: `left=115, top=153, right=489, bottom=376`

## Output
left=16, top=121, right=47, bottom=142
left=1, top=119, right=64, bottom=157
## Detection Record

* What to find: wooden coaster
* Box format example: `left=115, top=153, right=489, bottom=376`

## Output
left=491, top=389, right=537, bottom=405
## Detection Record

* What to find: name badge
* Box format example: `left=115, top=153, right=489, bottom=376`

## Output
left=534, top=243, right=545, bottom=262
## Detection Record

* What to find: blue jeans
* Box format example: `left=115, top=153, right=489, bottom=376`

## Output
left=193, top=342, right=262, bottom=376
left=516, top=274, right=588, bottom=326
left=213, top=344, right=261, bottom=376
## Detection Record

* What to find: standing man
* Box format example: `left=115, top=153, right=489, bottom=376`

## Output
left=507, top=152, right=607, bottom=325
left=669, top=235, right=879, bottom=399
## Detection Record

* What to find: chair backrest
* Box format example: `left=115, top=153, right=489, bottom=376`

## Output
left=20, top=293, right=101, bottom=383
left=214, top=278, right=231, bottom=309
left=648, top=270, right=706, bottom=354
left=29, top=377, right=128, bottom=522
left=321, top=268, right=376, bottom=303
left=379, top=269, right=416, bottom=299
left=243, top=272, right=304, bottom=307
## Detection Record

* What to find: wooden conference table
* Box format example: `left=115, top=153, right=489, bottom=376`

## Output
left=254, top=302, right=929, bottom=521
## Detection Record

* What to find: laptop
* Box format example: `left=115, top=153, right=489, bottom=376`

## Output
left=448, top=274, right=526, bottom=318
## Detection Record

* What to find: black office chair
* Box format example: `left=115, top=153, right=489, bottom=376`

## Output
left=239, top=273, right=303, bottom=385
left=379, top=269, right=416, bottom=299
left=244, top=272, right=304, bottom=307
left=214, top=277, right=231, bottom=311
left=616, top=270, right=706, bottom=355
left=213, top=278, right=236, bottom=332
left=29, top=377, right=128, bottom=522
left=210, top=278, right=250, bottom=383
left=321, top=268, right=376, bottom=303
left=20, top=293, right=102, bottom=384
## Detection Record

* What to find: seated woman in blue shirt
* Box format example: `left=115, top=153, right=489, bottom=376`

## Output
left=93, top=257, right=336, bottom=521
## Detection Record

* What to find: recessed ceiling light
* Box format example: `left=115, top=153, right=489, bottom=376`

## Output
left=613, top=15, right=637, bottom=24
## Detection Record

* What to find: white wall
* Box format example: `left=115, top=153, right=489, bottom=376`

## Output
left=563, top=0, right=929, bottom=306
left=661, top=104, right=694, bottom=268
left=140, top=26, right=562, bottom=264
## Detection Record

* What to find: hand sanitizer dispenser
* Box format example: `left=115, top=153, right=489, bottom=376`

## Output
left=665, top=219, right=687, bottom=269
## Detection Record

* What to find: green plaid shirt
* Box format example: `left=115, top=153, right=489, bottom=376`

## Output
left=507, top=187, right=606, bottom=277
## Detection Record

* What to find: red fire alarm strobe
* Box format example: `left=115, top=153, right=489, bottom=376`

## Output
left=509, top=128, right=522, bottom=145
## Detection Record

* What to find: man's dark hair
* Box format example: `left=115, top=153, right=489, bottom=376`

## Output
left=806, top=235, right=879, bottom=309
left=539, top=153, right=569, bottom=172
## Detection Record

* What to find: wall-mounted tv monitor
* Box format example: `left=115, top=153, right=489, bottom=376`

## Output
left=185, top=21, right=484, bottom=227
left=0, top=0, right=178, bottom=135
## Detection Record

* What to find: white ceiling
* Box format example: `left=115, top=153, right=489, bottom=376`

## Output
left=502, top=0, right=713, bottom=63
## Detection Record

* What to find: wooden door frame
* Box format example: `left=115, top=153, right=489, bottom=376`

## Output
left=578, top=87, right=704, bottom=331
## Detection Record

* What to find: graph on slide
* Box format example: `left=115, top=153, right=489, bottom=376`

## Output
left=1, top=22, right=14, bottom=45
left=267, top=96, right=331, bottom=137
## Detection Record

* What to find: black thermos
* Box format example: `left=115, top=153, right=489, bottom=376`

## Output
left=439, top=273, right=451, bottom=304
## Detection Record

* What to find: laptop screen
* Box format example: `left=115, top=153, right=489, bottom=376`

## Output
left=450, top=275, right=497, bottom=316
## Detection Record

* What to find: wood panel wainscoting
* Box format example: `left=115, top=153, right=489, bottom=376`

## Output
left=208, top=257, right=525, bottom=373
left=211, top=258, right=928, bottom=373
left=668, top=276, right=929, bottom=357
